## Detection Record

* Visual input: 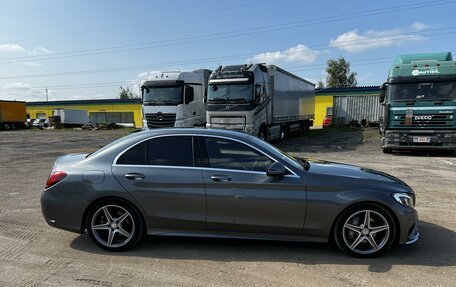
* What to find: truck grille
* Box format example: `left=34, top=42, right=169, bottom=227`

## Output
left=393, top=113, right=452, bottom=128
left=145, top=113, right=176, bottom=128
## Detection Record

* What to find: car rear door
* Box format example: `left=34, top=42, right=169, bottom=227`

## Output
left=198, top=136, right=306, bottom=235
left=112, top=135, right=206, bottom=230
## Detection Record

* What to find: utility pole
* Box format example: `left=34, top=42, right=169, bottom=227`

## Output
left=46, top=87, right=48, bottom=102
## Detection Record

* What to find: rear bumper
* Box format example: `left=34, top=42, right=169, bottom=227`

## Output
left=382, top=130, right=456, bottom=150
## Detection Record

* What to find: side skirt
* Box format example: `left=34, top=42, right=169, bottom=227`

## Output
left=147, top=228, right=328, bottom=243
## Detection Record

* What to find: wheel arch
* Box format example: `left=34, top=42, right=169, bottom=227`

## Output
left=80, top=196, right=147, bottom=234
left=328, top=201, right=401, bottom=245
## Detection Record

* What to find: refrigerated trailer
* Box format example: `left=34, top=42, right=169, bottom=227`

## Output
left=206, top=64, right=315, bottom=141
left=0, top=100, right=26, bottom=130
left=53, top=108, right=89, bottom=127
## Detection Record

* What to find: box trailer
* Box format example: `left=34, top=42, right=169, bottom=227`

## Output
left=206, top=64, right=315, bottom=141
left=53, top=108, right=89, bottom=127
left=0, top=100, right=27, bottom=130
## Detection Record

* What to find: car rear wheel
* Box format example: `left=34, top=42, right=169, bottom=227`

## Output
left=87, top=199, right=143, bottom=251
left=334, top=204, right=396, bottom=257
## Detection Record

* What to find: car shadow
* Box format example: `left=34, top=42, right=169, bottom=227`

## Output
left=70, top=220, right=455, bottom=272
left=276, top=128, right=367, bottom=154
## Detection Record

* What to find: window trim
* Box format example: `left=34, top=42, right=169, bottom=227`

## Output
left=112, top=133, right=299, bottom=178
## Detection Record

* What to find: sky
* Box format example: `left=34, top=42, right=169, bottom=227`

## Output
left=1, top=0, right=456, bottom=102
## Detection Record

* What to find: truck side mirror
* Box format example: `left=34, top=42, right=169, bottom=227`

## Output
left=185, top=86, right=194, bottom=104
left=379, top=82, right=387, bottom=104
left=255, top=84, right=263, bottom=104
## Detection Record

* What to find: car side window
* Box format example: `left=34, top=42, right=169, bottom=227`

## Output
left=202, top=137, right=272, bottom=172
left=148, top=136, right=194, bottom=167
left=117, top=142, right=146, bottom=165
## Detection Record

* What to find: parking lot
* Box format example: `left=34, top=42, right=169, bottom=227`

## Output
left=0, top=128, right=455, bottom=287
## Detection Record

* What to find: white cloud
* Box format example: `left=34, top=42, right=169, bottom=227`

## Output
left=248, top=44, right=321, bottom=65
left=0, top=43, right=26, bottom=53
left=330, top=22, right=428, bottom=53
left=0, top=43, right=52, bottom=55
left=0, top=82, right=46, bottom=101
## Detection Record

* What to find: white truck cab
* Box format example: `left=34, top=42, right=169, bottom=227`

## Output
left=141, top=69, right=211, bottom=129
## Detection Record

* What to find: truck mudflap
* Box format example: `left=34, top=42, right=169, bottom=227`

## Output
left=382, top=130, right=456, bottom=150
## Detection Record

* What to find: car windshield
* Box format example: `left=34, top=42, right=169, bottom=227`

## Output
left=208, top=84, right=253, bottom=103
left=389, top=81, right=456, bottom=101
left=143, top=86, right=183, bottom=105
left=246, top=135, right=304, bottom=170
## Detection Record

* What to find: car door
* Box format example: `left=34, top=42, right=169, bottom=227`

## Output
left=112, top=135, right=206, bottom=230
left=198, top=136, right=306, bottom=235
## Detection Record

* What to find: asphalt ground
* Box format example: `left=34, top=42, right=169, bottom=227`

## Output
left=0, top=128, right=454, bottom=286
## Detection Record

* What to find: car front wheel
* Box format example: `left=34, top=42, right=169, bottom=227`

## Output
left=334, top=204, right=396, bottom=257
left=87, top=199, right=143, bottom=251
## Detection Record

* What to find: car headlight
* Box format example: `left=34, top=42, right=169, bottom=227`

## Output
left=393, top=193, right=414, bottom=208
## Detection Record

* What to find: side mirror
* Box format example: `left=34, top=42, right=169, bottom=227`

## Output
left=185, top=86, right=194, bottom=104
left=379, top=82, right=387, bottom=104
left=266, top=162, right=287, bottom=177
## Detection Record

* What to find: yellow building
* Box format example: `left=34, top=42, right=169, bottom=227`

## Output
left=26, top=98, right=143, bottom=128
left=314, top=86, right=380, bottom=128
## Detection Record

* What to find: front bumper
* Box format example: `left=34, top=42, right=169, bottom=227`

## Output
left=382, top=130, right=456, bottom=151
left=395, top=204, right=419, bottom=245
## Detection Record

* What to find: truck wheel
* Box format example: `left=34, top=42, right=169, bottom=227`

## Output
left=3, top=123, right=11, bottom=130
left=382, top=148, right=392, bottom=154
left=280, top=126, right=287, bottom=141
left=259, top=127, right=268, bottom=141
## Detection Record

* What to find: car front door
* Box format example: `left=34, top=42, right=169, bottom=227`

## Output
left=198, top=136, right=306, bottom=235
left=112, top=135, right=206, bottom=230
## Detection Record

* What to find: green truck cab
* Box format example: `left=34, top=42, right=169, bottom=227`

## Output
left=379, top=52, right=456, bottom=153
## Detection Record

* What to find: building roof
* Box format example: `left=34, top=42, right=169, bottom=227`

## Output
left=26, top=98, right=142, bottom=106
left=316, top=85, right=380, bottom=96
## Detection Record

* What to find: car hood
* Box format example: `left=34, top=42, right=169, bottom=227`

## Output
left=304, top=159, right=408, bottom=187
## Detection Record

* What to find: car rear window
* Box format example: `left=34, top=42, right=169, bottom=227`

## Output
left=116, top=142, right=146, bottom=165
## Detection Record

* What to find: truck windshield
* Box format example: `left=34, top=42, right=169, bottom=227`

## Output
left=143, top=86, right=183, bottom=105
left=389, top=81, right=456, bottom=102
left=208, top=84, right=253, bottom=103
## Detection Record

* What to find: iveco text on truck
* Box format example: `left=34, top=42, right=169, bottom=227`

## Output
left=206, top=64, right=315, bottom=141
left=141, top=69, right=211, bottom=129
left=379, top=52, right=456, bottom=153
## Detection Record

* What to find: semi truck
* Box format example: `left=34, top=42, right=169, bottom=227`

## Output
left=379, top=52, right=456, bottom=153
left=141, top=69, right=212, bottom=129
left=0, top=100, right=26, bottom=130
left=206, top=64, right=315, bottom=141
left=53, top=108, right=90, bottom=127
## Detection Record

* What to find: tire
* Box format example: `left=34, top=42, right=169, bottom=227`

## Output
left=259, top=126, right=268, bottom=141
left=279, top=126, right=287, bottom=141
left=333, top=204, right=396, bottom=258
left=86, top=199, right=144, bottom=251
left=383, top=148, right=392, bottom=154
left=4, top=123, right=11, bottom=130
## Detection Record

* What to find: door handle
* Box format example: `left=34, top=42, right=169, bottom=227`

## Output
left=125, top=173, right=145, bottom=180
left=210, top=175, right=231, bottom=182
left=234, top=194, right=250, bottom=199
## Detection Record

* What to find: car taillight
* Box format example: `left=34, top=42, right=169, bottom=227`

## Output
left=45, top=171, right=67, bottom=189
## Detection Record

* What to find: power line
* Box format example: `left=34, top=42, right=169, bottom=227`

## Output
left=1, top=26, right=456, bottom=81
left=3, top=0, right=276, bottom=44
left=0, top=0, right=454, bottom=64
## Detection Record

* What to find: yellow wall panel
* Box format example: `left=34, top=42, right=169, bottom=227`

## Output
left=314, top=96, right=333, bottom=128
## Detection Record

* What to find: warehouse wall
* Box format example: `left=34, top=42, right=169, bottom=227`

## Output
left=26, top=103, right=143, bottom=128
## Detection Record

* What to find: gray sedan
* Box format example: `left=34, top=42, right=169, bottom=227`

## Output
left=41, top=128, right=419, bottom=257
